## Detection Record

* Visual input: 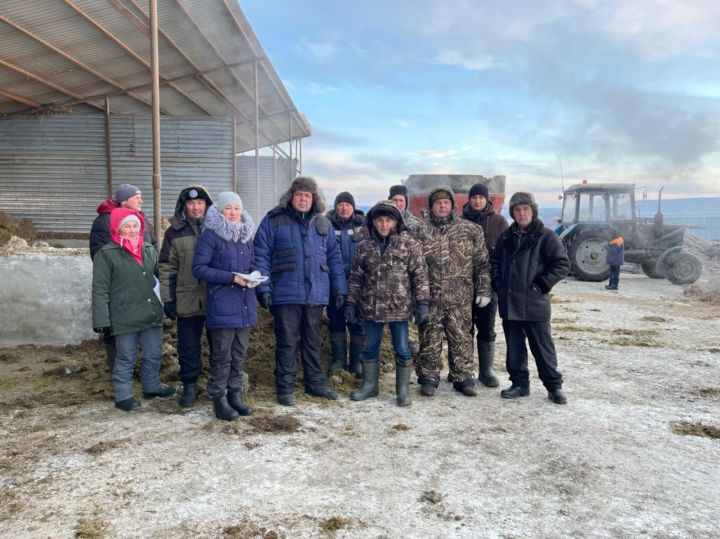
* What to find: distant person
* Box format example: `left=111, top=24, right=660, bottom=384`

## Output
left=605, top=233, right=624, bottom=291
left=254, top=176, right=347, bottom=406
left=345, top=200, right=430, bottom=406
left=326, top=191, right=367, bottom=378
left=490, top=192, right=570, bottom=405
left=193, top=192, right=258, bottom=421
left=460, top=183, right=509, bottom=387
left=388, top=184, right=425, bottom=238
left=92, top=208, right=175, bottom=412
left=159, top=186, right=213, bottom=407
left=89, top=183, right=158, bottom=371
left=415, top=187, right=492, bottom=397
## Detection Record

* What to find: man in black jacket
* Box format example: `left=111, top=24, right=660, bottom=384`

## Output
left=490, top=192, right=570, bottom=404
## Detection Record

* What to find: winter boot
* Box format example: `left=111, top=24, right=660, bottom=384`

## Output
left=501, top=385, right=530, bottom=399
left=178, top=382, right=198, bottom=407
left=327, top=332, right=348, bottom=374
left=115, top=398, right=141, bottom=411
left=212, top=395, right=239, bottom=421
left=477, top=340, right=500, bottom=387
left=348, top=334, right=365, bottom=379
left=350, top=360, right=380, bottom=401
left=143, top=384, right=176, bottom=399
left=395, top=359, right=413, bottom=407
left=227, top=390, right=254, bottom=416
left=548, top=387, right=568, bottom=405
left=453, top=381, right=478, bottom=397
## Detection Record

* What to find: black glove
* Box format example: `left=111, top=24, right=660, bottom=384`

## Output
left=93, top=327, right=111, bottom=335
left=343, top=302, right=359, bottom=325
left=257, top=291, right=272, bottom=309
left=334, top=294, right=346, bottom=311
left=414, top=301, right=429, bottom=328
left=163, top=300, right=177, bottom=320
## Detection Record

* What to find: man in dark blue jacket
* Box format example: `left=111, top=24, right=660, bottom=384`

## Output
left=254, top=176, right=348, bottom=406
left=326, top=191, right=366, bottom=378
left=491, top=192, right=570, bottom=404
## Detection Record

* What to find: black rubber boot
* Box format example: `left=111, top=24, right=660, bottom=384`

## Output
left=227, top=390, right=254, bottom=416
left=453, top=381, right=478, bottom=397
left=143, top=384, right=176, bottom=399
left=548, top=387, right=568, bottom=405
left=420, top=383, right=436, bottom=397
left=306, top=386, right=338, bottom=400
left=178, top=382, right=198, bottom=407
left=115, top=398, right=141, bottom=411
left=350, top=361, right=380, bottom=401
left=395, top=360, right=413, bottom=407
left=327, top=332, right=348, bottom=374
left=348, top=334, right=365, bottom=380
left=212, top=395, right=239, bottom=421
left=477, top=340, right=500, bottom=387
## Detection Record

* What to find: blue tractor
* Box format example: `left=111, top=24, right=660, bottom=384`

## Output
left=556, top=182, right=702, bottom=285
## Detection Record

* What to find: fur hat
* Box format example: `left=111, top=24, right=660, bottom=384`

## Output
left=334, top=191, right=356, bottom=209
left=388, top=184, right=408, bottom=205
left=115, top=183, right=141, bottom=203
left=469, top=183, right=489, bottom=200
left=279, top=175, right=327, bottom=214
left=508, top=191, right=538, bottom=218
left=217, top=191, right=243, bottom=210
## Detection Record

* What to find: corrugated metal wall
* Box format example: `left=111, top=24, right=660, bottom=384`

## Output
left=237, top=155, right=296, bottom=223
left=0, top=114, right=234, bottom=234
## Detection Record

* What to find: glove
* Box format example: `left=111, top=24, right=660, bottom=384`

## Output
left=414, top=301, right=429, bottom=328
left=343, top=302, right=359, bottom=325
left=334, top=295, right=346, bottom=311
left=93, top=327, right=111, bottom=335
left=475, top=296, right=491, bottom=308
left=257, top=291, right=272, bottom=309
left=163, top=300, right=177, bottom=320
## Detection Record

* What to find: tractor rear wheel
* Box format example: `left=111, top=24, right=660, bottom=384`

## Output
left=568, top=230, right=611, bottom=282
left=640, top=260, right=665, bottom=279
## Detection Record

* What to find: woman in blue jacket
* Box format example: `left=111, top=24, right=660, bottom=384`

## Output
left=192, top=191, right=258, bottom=421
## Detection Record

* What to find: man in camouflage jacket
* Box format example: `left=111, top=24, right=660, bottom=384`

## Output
left=415, top=186, right=492, bottom=397
left=345, top=200, right=430, bottom=406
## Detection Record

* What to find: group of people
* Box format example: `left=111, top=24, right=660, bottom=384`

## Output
left=91, top=174, right=571, bottom=421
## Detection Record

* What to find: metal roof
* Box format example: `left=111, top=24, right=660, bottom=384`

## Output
left=0, top=0, right=310, bottom=152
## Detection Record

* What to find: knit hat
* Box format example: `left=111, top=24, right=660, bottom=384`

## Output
left=334, top=191, right=356, bottom=209
left=366, top=200, right=403, bottom=233
left=469, top=183, right=489, bottom=200
left=117, top=213, right=141, bottom=232
left=429, top=189, right=453, bottom=207
left=217, top=191, right=243, bottom=210
left=388, top=184, right=408, bottom=205
left=115, top=183, right=141, bottom=203
left=508, top=191, right=538, bottom=218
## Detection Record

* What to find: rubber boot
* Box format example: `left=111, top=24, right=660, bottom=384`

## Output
left=395, top=360, right=413, bottom=407
left=350, top=361, right=380, bottom=401
left=178, top=382, right=198, bottom=407
left=227, top=390, right=253, bottom=416
left=327, top=332, right=348, bottom=374
left=348, top=334, right=365, bottom=379
left=212, top=395, right=239, bottom=421
left=477, top=340, right=499, bottom=387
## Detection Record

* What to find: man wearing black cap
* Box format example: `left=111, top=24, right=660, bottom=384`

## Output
left=461, top=183, right=509, bottom=387
left=414, top=186, right=492, bottom=397
left=491, top=191, right=570, bottom=404
left=89, top=183, right=158, bottom=371
left=326, top=191, right=367, bottom=378
left=388, top=184, right=425, bottom=238
left=159, top=186, right=213, bottom=407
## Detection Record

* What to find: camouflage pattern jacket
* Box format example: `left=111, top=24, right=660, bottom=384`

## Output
left=348, top=228, right=429, bottom=322
left=415, top=187, right=492, bottom=307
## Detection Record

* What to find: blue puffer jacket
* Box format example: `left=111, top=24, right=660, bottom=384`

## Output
left=327, top=209, right=366, bottom=278
left=255, top=189, right=347, bottom=306
left=192, top=206, right=258, bottom=330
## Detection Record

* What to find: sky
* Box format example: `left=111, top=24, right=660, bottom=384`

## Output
left=241, top=0, right=720, bottom=208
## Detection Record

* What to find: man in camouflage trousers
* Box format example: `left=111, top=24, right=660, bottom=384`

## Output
left=415, top=186, right=492, bottom=397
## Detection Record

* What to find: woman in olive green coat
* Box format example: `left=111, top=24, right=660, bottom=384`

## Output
left=92, top=208, right=174, bottom=411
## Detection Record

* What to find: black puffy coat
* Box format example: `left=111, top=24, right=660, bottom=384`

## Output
left=491, top=219, right=569, bottom=321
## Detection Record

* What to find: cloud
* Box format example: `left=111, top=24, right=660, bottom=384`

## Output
left=434, top=49, right=495, bottom=71
left=295, top=38, right=338, bottom=63
left=305, top=82, right=338, bottom=95
left=392, top=119, right=410, bottom=128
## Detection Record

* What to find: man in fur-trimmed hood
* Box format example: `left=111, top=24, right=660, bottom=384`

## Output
left=254, top=176, right=347, bottom=406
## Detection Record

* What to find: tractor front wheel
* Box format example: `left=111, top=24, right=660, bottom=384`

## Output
left=661, top=250, right=702, bottom=285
